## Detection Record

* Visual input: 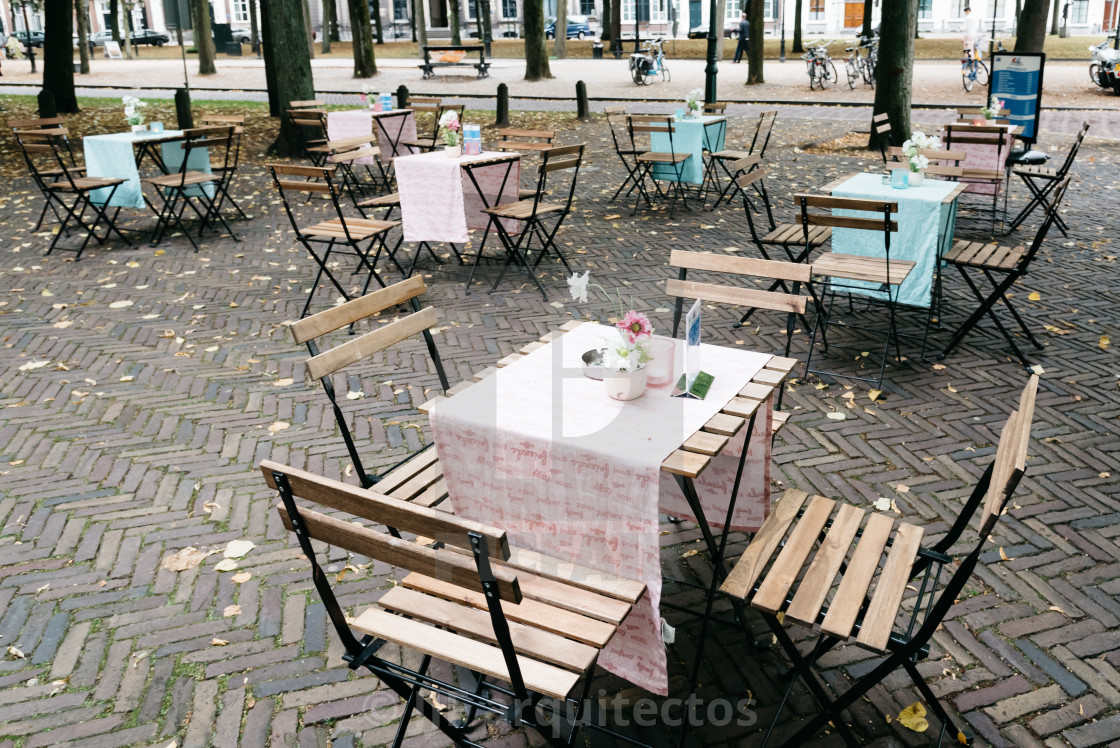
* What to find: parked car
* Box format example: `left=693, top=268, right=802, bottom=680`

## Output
left=130, top=29, right=169, bottom=46
left=230, top=27, right=253, bottom=43
left=10, top=30, right=44, bottom=47
left=85, top=30, right=115, bottom=48
left=687, top=23, right=738, bottom=39
left=545, top=16, right=591, bottom=39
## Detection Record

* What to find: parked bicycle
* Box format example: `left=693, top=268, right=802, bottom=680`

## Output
left=803, top=41, right=838, bottom=90
left=629, top=38, right=670, bottom=85
left=961, top=35, right=1004, bottom=92
left=844, top=34, right=878, bottom=89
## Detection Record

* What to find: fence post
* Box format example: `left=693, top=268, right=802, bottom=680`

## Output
left=496, top=83, right=509, bottom=126
left=37, top=89, right=57, bottom=119
left=396, top=85, right=410, bottom=109
left=175, top=88, right=194, bottom=130
left=575, top=80, right=590, bottom=121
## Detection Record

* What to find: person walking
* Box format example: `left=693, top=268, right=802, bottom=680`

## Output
left=962, top=6, right=981, bottom=58
left=733, top=10, right=749, bottom=63
left=5, top=33, right=23, bottom=61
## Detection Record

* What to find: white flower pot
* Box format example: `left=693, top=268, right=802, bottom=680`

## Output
left=603, top=367, right=648, bottom=401
left=445, top=144, right=461, bottom=158
left=130, top=124, right=147, bottom=133
left=909, top=171, right=924, bottom=187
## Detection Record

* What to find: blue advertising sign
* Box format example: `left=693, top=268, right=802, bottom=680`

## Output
left=988, top=52, right=1046, bottom=143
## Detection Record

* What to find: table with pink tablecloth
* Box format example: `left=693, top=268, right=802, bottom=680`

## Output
left=428, top=322, right=773, bottom=695
left=943, top=123, right=1018, bottom=196
left=327, top=109, right=376, bottom=166
left=372, top=109, right=418, bottom=162
left=395, top=150, right=520, bottom=244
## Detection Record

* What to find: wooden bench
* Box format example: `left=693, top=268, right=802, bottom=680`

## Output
left=420, top=44, right=491, bottom=79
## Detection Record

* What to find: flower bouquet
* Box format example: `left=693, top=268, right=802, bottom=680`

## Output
left=568, top=271, right=654, bottom=400
left=900, top=130, right=941, bottom=186
left=980, top=95, right=1005, bottom=121
left=439, top=110, right=461, bottom=156
left=360, top=83, right=378, bottom=110
left=685, top=88, right=704, bottom=118
left=123, top=96, right=148, bottom=131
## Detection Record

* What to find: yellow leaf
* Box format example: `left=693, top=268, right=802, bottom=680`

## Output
left=681, top=549, right=699, bottom=558
left=868, top=389, right=882, bottom=401
left=211, top=638, right=229, bottom=646
left=272, top=378, right=294, bottom=387
left=223, top=605, right=241, bottom=618
left=897, top=702, right=929, bottom=732
left=957, top=731, right=969, bottom=745
left=231, top=572, right=252, bottom=584
left=268, top=421, right=290, bottom=433
left=896, top=484, right=910, bottom=493
left=1028, top=292, right=1040, bottom=301
left=999, top=547, right=1012, bottom=561
left=1100, top=335, right=1110, bottom=350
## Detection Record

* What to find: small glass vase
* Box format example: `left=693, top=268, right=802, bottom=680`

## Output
left=445, top=143, right=461, bottom=158
left=603, top=367, right=648, bottom=401
left=130, top=123, right=147, bottom=133
left=909, top=170, right=924, bottom=187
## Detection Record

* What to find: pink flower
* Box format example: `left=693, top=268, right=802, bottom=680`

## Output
left=617, top=310, right=652, bottom=344
left=359, top=93, right=367, bottom=102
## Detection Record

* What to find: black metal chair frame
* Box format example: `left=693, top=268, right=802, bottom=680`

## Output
left=12, top=120, right=82, bottom=232
left=1005, top=122, right=1086, bottom=237
left=704, top=110, right=777, bottom=210
left=628, top=116, right=692, bottom=219
left=268, top=163, right=391, bottom=318
left=203, top=118, right=250, bottom=221
left=145, top=127, right=240, bottom=252
left=944, top=124, right=1009, bottom=232
left=940, top=178, right=1072, bottom=371
left=605, top=108, right=643, bottom=203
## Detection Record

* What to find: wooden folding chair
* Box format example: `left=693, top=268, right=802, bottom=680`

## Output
left=885, top=146, right=966, bottom=180
left=287, top=108, right=331, bottom=165
left=720, top=375, right=1039, bottom=748
left=197, top=114, right=249, bottom=220
left=495, top=127, right=560, bottom=198
left=402, top=98, right=466, bottom=153
left=479, top=145, right=584, bottom=299
left=704, top=109, right=776, bottom=209
left=15, top=130, right=130, bottom=260
left=325, top=133, right=381, bottom=203
left=267, top=163, right=397, bottom=317
left=940, top=177, right=1072, bottom=370
left=1006, top=122, right=1087, bottom=237
left=11, top=118, right=85, bottom=232
left=290, top=276, right=450, bottom=492
left=142, top=126, right=239, bottom=252
left=605, top=106, right=643, bottom=203
left=628, top=115, right=692, bottom=218
left=702, top=101, right=728, bottom=116
left=262, top=460, right=647, bottom=748
left=798, top=195, right=914, bottom=388
left=943, top=123, right=1010, bottom=231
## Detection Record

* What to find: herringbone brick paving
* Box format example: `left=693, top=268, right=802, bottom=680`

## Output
left=0, top=107, right=1118, bottom=747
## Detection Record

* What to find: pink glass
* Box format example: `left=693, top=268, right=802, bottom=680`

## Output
left=645, top=338, right=676, bottom=387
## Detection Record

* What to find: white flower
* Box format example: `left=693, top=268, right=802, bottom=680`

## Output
left=910, top=154, right=930, bottom=172
left=567, top=271, right=590, bottom=304
left=438, top=110, right=459, bottom=128
left=602, top=343, right=636, bottom=372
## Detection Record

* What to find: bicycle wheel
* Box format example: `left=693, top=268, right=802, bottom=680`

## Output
left=631, top=61, right=644, bottom=85
left=976, top=60, right=989, bottom=86
left=829, top=60, right=839, bottom=87
left=662, top=61, right=670, bottom=83
left=807, top=62, right=817, bottom=90
left=846, top=59, right=859, bottom=89
left=962, top=62, right=974, bottom=92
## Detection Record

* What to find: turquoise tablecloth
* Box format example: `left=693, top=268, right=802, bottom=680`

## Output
left=649, top=115, right=726, bottom=185
left=83, top=131, right=212, bottom=208
left=831, top=172, right=960, bottom=309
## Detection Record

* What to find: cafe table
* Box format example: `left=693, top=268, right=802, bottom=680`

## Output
left=422, top=320, right=793, bottom=696
left=650, top=114, right=727, bottom=185
left=327, top=109, right=378, bottom=166
left=83, top=130, right=211, bottom=209
left=826, top=171, right=968, bottom=308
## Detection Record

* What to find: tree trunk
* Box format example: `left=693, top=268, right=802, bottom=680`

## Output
left=372, top=0, right=383, bottom=42
left=250, top=0, right=260, bottom=50
left=330, top=0, right=340, bottom=39
left=524, top=0, right=551, bottom=79
left=301, top=0, right=315, bottom=57
left=1015, top=0, right=1022, bottom=29
left=601, top=0, right=610, bottom=40
left=43, top=0, right=78, bottom=112
left=121, top=1, right=134, bottom=59
left=746, top=0, right=764, bottom=83
left=716, top=0, right=726, bottom=59
left=861, top=0, right=872, bottom=37
left=448, top=0, right=461, bottom=44
left=192, top=0, right=217, bottom=73
left=1049, top=0, right=1058, bottom=34
left=261, top=0, right=279, bottom=114
left=76, top=0, right=91, bottom=73
left=413, top=0, right=427, bottom=48
left=555, top=0, right=567, bottom=57
left=350, top=0, right=377, bottom=75
left=109, top=0, right=121, bottom=43
left=792, top=0, right=802, bottom=53
left=320, top=0, right=332, bottom=52
left=869, top=0, right=915, bottom=151
left=610, top=0, right=620, bottom=44
left=1015, top=0, right=1048, bottom=51
left=262, top=0, right=315, bottom=154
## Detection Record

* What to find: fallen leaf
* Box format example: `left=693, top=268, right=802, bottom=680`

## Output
left=6, top=646, right=26, bottom=660
left=681, top=549, right=700, bottom=558
left=224, top=540, right=255, bottom=559
left=231, top=572, right=252, bottom=584
left=897, top=702, right=929, bottom=733
left=202, top=502, right=222, bottom=514
left=210, top=639, right=229, bottom=647
left=18, top=360, right=50, bottom=371
left=998, top=547, right=1013, bottom=561
left=873, top=497, right=891, bottom=511
left=868, top=389, right=882, bottom=401
left=268, top=421, right=290, bottom=433
left=161, top=547, right=210, bottom=572
left=896, top=484, right=910, bottom=493
left=346, top=391, right=364, bottom=400
left=826, top=412, right=846, bottom=420
left=108, top=300, right=133, bottom=309
left=223, top=605, right=242, bottom=618
left=272, top=378, right=294, bottom=387
left=214, top=559, right=239, bottom=572
left=1099, top=472, right=1110, bottom=479
left=1100, top=335, right=1110, bottom=350
left=1049, top=605, right=1068, bottom=617
left=1027, top=291, right=1040, bottom=301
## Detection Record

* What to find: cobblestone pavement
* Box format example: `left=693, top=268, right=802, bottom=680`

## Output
left=0, top=110, right=1118, bottom=748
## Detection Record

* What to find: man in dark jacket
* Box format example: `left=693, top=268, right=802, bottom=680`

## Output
left=733, top=10, right=750, bottom=63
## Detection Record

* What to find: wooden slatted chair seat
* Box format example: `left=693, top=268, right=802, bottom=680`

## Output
left=301, top=217, right=397, bottom=240
left=48, top=176, right=125, bottom=191
left=495, top=128, right=556, bottom=152
left=944, top=239, right=1025, bottom=271
left=761, top=223, right=831, bottom=247
left=811, top=252, right=916, bottom=286
left=142, top=172, right=220, bottom=188
left=1013, top=163, right=1058, bottom=178
left=636, top=151, right=690, bottom=164
left=41, top=166, right=86, bottom=177
left=262, top=460, right=646, bottom=738
left=482, top=199, right=565, bottom=220
left=710, top=147, right=751, bottom=161
left=355, top=192, right=401, bottom=209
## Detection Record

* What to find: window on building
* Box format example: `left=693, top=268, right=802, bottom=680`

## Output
left=954, top=0, right=968, bottom=16
left=918, top=0, right=932, bottom=18
left=763, top=0, right=777, bottom=18
left=580, top=0, right=594, bottom=14
left=809, top=0, right=824, bottom=20
left=394, top=0, right=409, bottom=20
left=232, top=0, right=250, bottom=22
left=725, top=0, right=740, bottom=22
left=502, top=0, right=517, bottom=18
left=1070, top=0, right=1088, bottom=22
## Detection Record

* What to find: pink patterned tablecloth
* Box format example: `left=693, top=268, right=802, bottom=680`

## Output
left=327, top=110, right=375, bottom=166
left=944, top=123, right=1015, bottom=197
left=372, top=109, right=417, bottom=162
left=396, top=150, right=520, bottom=244
left=428, top=323, right=773, bottom=695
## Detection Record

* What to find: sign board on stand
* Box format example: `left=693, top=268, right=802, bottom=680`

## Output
left=673, top=299, right=714, bottom=400
left=988, top=52, right=1045, bottom=144
left=103, top=40, right=123, bottom=59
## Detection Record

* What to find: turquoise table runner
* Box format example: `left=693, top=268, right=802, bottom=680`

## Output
left=649, top=115, right=725, bottom=185
left=84, top=131, right=212, bottom=208
left=831, top=173, right=960, bottom=309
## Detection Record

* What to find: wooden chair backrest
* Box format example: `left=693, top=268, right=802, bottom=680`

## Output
left=409, top=95, right=442, bottom=113
left=261, top=461, right=520, bottom=603
left=327, top=133, right=377, bottom=152
left=199, top=114, right=245, bottom=125
left=944, top=123, right=1008, bottom=148
left=978, top=375, right=1038, bottom=536
left=539, top=143, right=582, bottom=173
left=885, top=147, right=966, bottom=177
left=287, top=109, right=328, bottom=130
left=750, top=110, right=778, bottom=157
left=498, top=127, right=556, bottom=144
left=290, top=100, right=325, bottom=109
left=291, top=276, right=438, bottom=381
left=268, top=163, right=339, bottom=195
left=667, top=249, right=809, bottom=315
left=9, top=116, right=66, bottom=129
left=793, top=194, right=899, bottom=233
left=703, top=102, right=728, bottom=115
left=604, top=105, right=627, bottom=115
left=1056, top=121, right=1090, bottom=175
